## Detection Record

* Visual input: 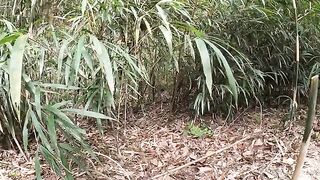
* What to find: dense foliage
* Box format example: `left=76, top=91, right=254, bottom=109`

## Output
left=0, top=0, right=320, bottom=178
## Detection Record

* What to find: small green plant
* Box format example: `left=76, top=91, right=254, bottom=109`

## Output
left=185, top=122, right=212, bottom=138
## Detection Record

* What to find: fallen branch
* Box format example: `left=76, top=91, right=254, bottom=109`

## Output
left=151, top=135, right=255, bottom=179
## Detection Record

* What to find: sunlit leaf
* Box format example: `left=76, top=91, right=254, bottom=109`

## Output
left=195, top=38, right=212, bottom=97
left=81, top=0, right=87, bottom=16
left=8, top=34, right=28, bottom=119
left=57, top=39, right=70, bottom=82
left=90, top=35, right=115, bottom=95
left=72, top=35, right=85, bottom=83
left=0, top=32, right=21, bottom=45
left=62, top=108, right=115, bottom=120
left=205, top=40, right=238, bottom=104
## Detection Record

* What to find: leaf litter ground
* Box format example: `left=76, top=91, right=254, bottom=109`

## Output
left=1, top=103, right=320, bottom=179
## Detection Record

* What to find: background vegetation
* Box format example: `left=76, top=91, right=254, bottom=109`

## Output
left=0, top=0, right=320, bottom=178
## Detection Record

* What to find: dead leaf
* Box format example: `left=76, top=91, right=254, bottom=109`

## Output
left=243, top=150, right=253, bottom=158
left=198, top=166, right=213, bottom=174
left=181, top=147, right=189, bottom=157
left=264, top=172, right=275, bottom=179
left=161, top=175, right=175, bottom=180
left=254, top=138, right=264, bottom=146
left=189, top=153, right=197, bottom=160
left=150, top=159, right=158, bottom=166
left=283, top=157, right=295, bottom=165
left=205, top=150, right=215, bottom=156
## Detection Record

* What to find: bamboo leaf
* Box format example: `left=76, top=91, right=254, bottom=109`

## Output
left=57, top=39, right=70, bottom=82
left=156, top=4, right=169, bottom=28
left=22, top=109, right=30, bottom=152
left=90, top=35, right=114, bottom=95
left=0, top=19, right=15, bottom=32
left=81, top=0, right=87, bottom=16
left=37, top=83, right=80, bottom=90
left=47, top=114, right=59, bottom=154
left=45, top=105, right=86, bottom=142
left=8, top=34, right=28, bottom=118
left=159, top=25, right=173, bottom=57
left=195, top=38, right=212, bottom=96
left=35, top=151, right=42, bottom=180
left=35, top=86, right=41, bottom=121
left=39, top=47, right=45, bottom=77
left=62, top=108, right=115, bottom=120
left=205, top=40, right=238, bottom=104
left=72, top=35, right=85, bottom=83
left=0, top=32, right=21, bottom=45
left=159, top=25, right=178, bottom=71
left=82, top=47, right=93, bottom=72
left=30, top=110, right=53, bottom=153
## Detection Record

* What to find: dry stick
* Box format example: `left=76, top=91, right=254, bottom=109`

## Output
left=292, top=75, right=319, bottom=180
left=151, top=135, right=255, bottom=179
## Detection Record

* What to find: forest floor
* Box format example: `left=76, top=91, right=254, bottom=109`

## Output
left=1, top=103, right=320, bottom=180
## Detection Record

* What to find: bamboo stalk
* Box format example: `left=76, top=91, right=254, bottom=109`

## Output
left=292, top=75, right=319, bottom=180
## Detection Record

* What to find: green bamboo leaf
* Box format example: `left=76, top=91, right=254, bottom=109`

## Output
left=72, top=35, right=85, bottom=83
left=195, top=38, right=212, bottom=96
left=81, top=0, right=87, bottom=15
left=51, top=30, right=59, bottom=50
left=52, top=101, right=71, bottom=109
left=107, top=43, right=145, bottom=78
left=47, top=114, right=58, bottom=153
left=60, top=149, right=73, bottom=180
left=38, top=83, right=80, bottom=90
left=9, top=34, right=28, bottom=118
left=59, top=143, right=75, bottom=152
left=57, top=39, right=70, bottom=82
left=23, top=74, right=36, bottom=95
left=22, top=109, right=30, bottom=152
left=135, top=17, right=142, bottom=45
left=39, top=47, right=45, bottom=77
left=205, top=40, right=238, bottom=104
left=35, top=86, right=41, bottom=121
left=185, top=35, right=195, bottom=60
left=159, top=25, right=178, bottom=71
left=0, top=19, right=14, bottom=32
left=143, top=18, right=153, bottom=38
left=159, top=25, right=173, bottom=56
left=130, top=6, right=138, bottom=19
left=45, top=106, right=76, bottom=126
left=156, top=5, right=169, bottom=28
left=45, top=106, right=86, bottom=142
left=0, top=32, right=21, bottom=45
left=157, top=0, right=173, bottom=4
left=84, top=90, right=98, bottom=110
left=62, top=108, right=115, bottom=120
left=90, top=35, right=114, bottom=95
left=35, top=151, right=42, bottom=180
left=64, top=55, right=72, bottom=85
left=40, top=146, right=62, bottom=176
left=82, top=48, right=93, bottom=72
left=29, top=110, right=53, bottom=153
